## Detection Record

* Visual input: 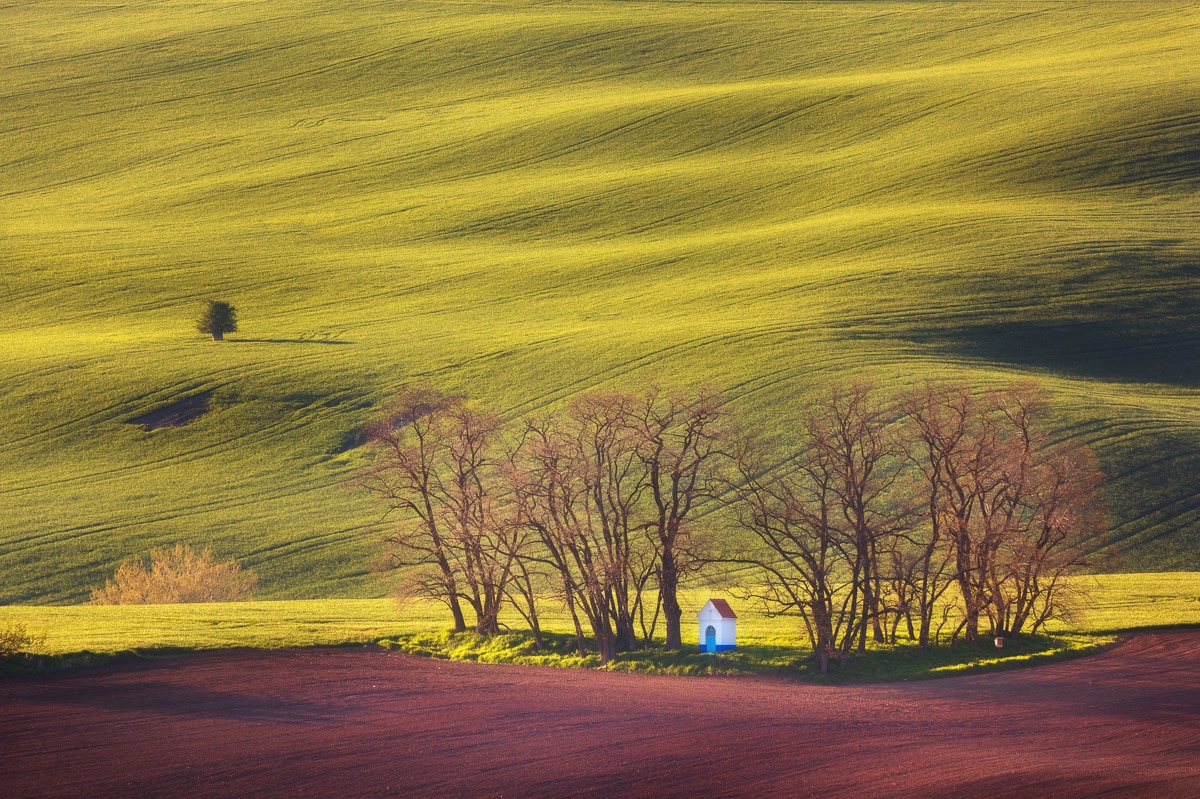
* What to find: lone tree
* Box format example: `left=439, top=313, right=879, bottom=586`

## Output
left=198, top=300, right=237, bottom=341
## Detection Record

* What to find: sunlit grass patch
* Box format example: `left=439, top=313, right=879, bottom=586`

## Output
left=381, top=631, right=600, bottom=669
left=2, top=573, right=1193, bottom=678
left=925, top=634, right=1115, bottom=677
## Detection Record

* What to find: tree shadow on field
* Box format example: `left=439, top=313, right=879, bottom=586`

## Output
left=999, top=101, right=1200, bottom=195
left=896, top=239, right=1200, bottom=388
left=231, top=338, right=355, bottom=346
left=915, top=321, right=1200, bottom=388
left=127, top=391, right=212, bottom=430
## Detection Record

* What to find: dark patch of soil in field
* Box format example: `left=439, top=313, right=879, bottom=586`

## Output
left=127, top=392, right=212, bottom=430
left=2, top=632, right=1199, bottom=798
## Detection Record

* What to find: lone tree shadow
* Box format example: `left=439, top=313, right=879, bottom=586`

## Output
left=231, top=338, right=354, bottom=346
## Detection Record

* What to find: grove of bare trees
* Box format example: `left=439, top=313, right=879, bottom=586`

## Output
left=727, top=382, right=1106, bottom=673
left=358, top=379, right=1106, bottom=671
left=358, top=382, right=726, bottom=662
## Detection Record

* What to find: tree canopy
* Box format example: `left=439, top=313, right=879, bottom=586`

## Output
left=197, top=300, right=237, bottom=341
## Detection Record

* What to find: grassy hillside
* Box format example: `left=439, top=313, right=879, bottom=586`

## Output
left=2, top=1, right=1199, bottom=603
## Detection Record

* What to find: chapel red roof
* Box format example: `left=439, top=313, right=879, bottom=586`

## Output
left=707, top=598, right=737, bottom=619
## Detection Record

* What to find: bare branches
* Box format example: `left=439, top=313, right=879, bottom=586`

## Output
left=629, top=381, right=728, bottom=650
left=725, top=386, right=895, bottom=675
left=727, top=381, right=1107, bottom=670
left=355, top=383, right=511, bottom=634
left=89, top=545, right=256, bottom=604
left=508, top=391, right=655, bottom=663
left=897, top=382, right=1107, bottom=644
left=354, top=378, right=1106, bottom=669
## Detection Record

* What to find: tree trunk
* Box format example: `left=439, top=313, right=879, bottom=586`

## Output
left=867, top=549, right=885, bottom=643
left=615, top=616, right=637, bottom=654
left=530, top=617, right=543, bottom=650
left=955, top=531, right=978, bottom=645
left=524, top=594, right=544, bottom=650
left=597, top=630, right=617, bottom=664
left=445, top=581, right=467, bottom=632
left=565, top=590, right=587, bottom=657
left=871, top=590, right=886, bottom=643
left=475, top=610, right=499, bottom=636
left=211, top=331, right=223, bottom=341
left=429, top=530, right=466, bottom=631
left=660, top=549, right=683, bottom=650
left=449, top=597, right=467, bottom=632
left=963, top=601, right=980, bottom=645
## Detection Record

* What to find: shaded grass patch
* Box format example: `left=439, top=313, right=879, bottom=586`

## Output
left=127, top=391, right=214, bottom=430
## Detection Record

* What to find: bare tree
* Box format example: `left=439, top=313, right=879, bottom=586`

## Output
left=978, top=386, right=1107, bottom=639
left=901, top=383, right=1004, bottom=645
left=899, top=383, right=976, bottom=648
left=726, top=427, right=861, bottom=675
left=1004, top=440, right=1105, bottom=636
left=630, top=382, right=727, bottom=650
left=901, top=382, right=1107, bottom=645
left=807, top=383, right=905, bottom=651
left=502, top=536, right=548, bottom=649
left=509, top=390, right=655, bottom=663
left=497, top=443, right=550, bottom=649
left=357, top=384, right=517, bottom=635
left=358, top=385, right=466, bottom=631
left=725, top=385, right=906, bottom=672
left=440, top=400, right=514, bottom=635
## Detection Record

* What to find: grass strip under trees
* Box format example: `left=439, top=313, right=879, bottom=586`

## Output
left=2, top=575, right=1195, bottom=678
left=376, top=629, right=1115, bottom=682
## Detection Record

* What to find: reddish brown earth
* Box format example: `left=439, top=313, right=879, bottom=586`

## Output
left=3, top=632, right=1199, bottom=798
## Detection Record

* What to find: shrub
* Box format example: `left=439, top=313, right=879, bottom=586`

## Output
left=89, top=544, right=257, bottom=604
left=0, top=622, right=46, bottom=660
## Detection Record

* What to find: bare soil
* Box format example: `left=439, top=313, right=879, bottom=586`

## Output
left=2, top=631, right=1198, bottom=798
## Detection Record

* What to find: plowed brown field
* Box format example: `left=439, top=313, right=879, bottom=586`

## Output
left=3, top=632, right=1199, bottom=798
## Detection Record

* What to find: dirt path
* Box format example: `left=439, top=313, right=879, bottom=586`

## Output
left=2, top=632, right=1199, bottom=798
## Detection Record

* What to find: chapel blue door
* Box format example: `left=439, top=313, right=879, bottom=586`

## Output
left=705, top=625, right=716, bottom=653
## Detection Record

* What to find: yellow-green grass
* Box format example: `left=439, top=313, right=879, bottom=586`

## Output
left=3, top=575, right=1196, bottom=668
left=2, top=2, right=1200, bottom=603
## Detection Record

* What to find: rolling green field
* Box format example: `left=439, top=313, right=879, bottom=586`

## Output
left=2, top=1, right=1199, bottom=604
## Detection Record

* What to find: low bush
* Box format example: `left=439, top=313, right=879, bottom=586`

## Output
left=0, top=621, right=46, bottom=661
left=89, top=544, right=256, bottom=604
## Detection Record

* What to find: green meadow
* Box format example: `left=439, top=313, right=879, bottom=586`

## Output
left=2, top=1, right=1199, bottom=606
